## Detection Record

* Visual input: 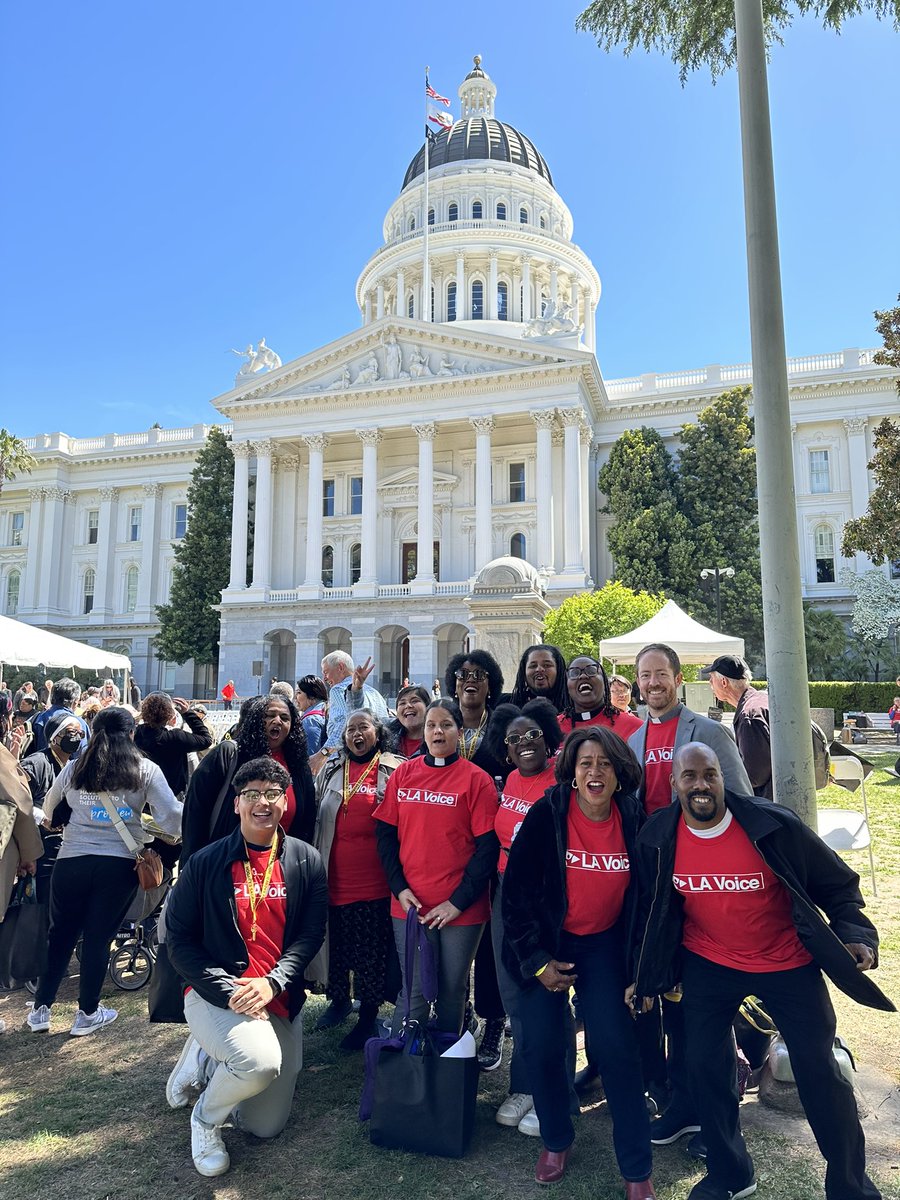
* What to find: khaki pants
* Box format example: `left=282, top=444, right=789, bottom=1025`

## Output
left=185, top=989, right=303, bottom=1137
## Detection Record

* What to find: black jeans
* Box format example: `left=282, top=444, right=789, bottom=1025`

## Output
left=682, top=951, right=880, bottom=1200
left=35, top=854, right=137, bottom=1014
left=517, top=927, right=652, bottom=1181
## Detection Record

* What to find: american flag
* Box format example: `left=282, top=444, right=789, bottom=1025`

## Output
left=426, top=78, right=451, bottom=106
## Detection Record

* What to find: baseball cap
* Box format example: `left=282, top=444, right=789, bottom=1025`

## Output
left=701, top=655, right=750, bottom=680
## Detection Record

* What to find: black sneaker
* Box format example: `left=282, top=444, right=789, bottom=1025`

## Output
left=315, top=998, right=354, bottom=1030
left=477, top=1018, right=505, bottom=1071
left=649, top=1108, right=701, bottom=1145
left=573, top=1063, right=602, bottom=1097
left=687, top=1175, right=757, bottom=1200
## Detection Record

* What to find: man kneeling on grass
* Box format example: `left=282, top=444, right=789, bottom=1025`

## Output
left=165, top=756, right=328, bottom=1177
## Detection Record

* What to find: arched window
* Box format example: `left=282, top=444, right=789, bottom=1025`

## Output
left=539, top=214, right=547, bottom=230
left=497, top=281, right=509, bottom=321
left=83, top=567, right=96, bottom=614
left=448, top=202, right=458, bottom=222
left=407, top=292, right=415, bottom=319
left=472, top=200, right=483, bottom=220
left=814, top=525, right=836, bottom=584
left=322, top=545, right=334, bottom=588
left=496, top=202, right=507, bottom=221
left=427, top=207, right=435, bottom=226
left=447, top=281, right=457, bottom=322
left=349, top=543, right=361, bottom=585
left=510, top=533, right=526, bottom=559
left=5, top=569, right=20, bottom=616
left=124, top=565, right=139, bottom=613
left=519, top=206, right=528, bottom=224
left=471, top=280, right=484, bottom=320
left=408, top=215, right=416, bottom=232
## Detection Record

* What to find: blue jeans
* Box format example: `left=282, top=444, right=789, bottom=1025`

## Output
left=517, top=926, right=651, bottom=1181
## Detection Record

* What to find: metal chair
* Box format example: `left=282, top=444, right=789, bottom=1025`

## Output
left=818, top=757, right=876, bottom=894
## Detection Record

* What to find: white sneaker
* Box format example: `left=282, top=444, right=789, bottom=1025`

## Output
left=191, top=1108, right=230, bottom=1177
left=518, top=1108, right=542, bottom=1137
left=166, top=1036, right=202, bottom=1108
left=496, top=1093, right=534, bottom=1126
left=26, top=1002, right=51, bottom=1033
left=69, top=1004, right=118, bottom=1036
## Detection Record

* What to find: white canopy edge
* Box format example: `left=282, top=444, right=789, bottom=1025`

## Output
left=598, top=599, right=745, bottom=665
left=0, top=613, right=132, bottom=672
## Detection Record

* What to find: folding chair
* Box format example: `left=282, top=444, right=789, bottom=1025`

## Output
left=818, top=757, right=877, bottom=894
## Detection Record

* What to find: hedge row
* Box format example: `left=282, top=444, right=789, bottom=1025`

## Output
left=751, top=681, right=898, bottom=715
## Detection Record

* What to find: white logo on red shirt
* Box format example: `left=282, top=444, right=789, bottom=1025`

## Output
left=234, top=882, right=288, bottom=899
left=566, top=850, right=630, bottom=872
left=397, top=787, right=458, bottom=807
left=673, top=872, right=765, bottom=893
left=500, top=794, right=533, bottom=817
left=645, top=747, right=674, bottom=765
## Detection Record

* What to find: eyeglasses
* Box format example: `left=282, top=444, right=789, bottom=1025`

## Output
left=455, top=668, right=489, bottom=683
left=238, top=788, right=285, bottom=803
left=567, top=663, right=600, bottom=680
left=504, top=729, right=545, bottom=746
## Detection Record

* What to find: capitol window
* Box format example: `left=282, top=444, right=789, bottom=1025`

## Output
left=539, top=214, right=547, bottom=229
left=510, top=533, right=526, bottom=559
left=471, top=280, right=484, bottom=320
left=174, top=503, right=188, bottom=540
left=427, top=207, right=435, bottom=226
left=509, top=461, right=525, bottom=502
left=472, top=200, right=483, bottom=220
left=408, top=215, right=416, bottom=232
left=814, top=524, right=836, bottom=583
left=9, top=511, right=23, bottom=546
left=519, top=206, right=528, bottom=224
left=87, top=509, right=99, bottom=545
left=322, top=545, right=334, bottom=588
left=323, top=479, right=335, bottom=518
left=496, top=202, right=507, bottom=221
left=349, top=543, right=361, bottom=585
left=809, top=449, right=831, bottom=494
left=83, top=568, right=95, bottom=615
left=5, top=570, right=20, bottom=616
left=448, top=202, right=458, bottom=222
left=128, top=505, right=142, bottom=542
left=447, top=281, right=457, bottom=322
left=497, top=281, right=509, bottom=321
left=124, top=565, right=139, bottom=613
left=350, top=476, right=363, bottom=515
left=407, top=292, right=415, bottom=319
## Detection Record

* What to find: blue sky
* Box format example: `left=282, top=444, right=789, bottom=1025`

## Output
left=2, top=2, right=897, bottom=438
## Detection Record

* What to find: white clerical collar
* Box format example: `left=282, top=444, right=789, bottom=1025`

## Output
left=685, top=807, right=733, bottom=839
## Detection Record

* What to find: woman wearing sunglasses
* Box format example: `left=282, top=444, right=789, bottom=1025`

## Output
left=559, top=657, right=642, bottom=740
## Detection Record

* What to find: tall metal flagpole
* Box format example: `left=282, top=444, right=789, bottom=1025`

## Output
left=422, top=67, right=430, bottom=322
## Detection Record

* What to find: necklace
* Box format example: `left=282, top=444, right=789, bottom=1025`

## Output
left=342, top=754, right=380, bottom=813
left=242, top=841, right=279, bottom=942
left=459, top=711, right=487, bottom=760
left=516, top=765, right=551, bottom=804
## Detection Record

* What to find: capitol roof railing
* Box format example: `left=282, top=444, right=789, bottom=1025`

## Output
left=385, top=217, right=574, bottom=250
left=605, top=347, right=881, bottom=399
left=22, top=423, right=228, bottom=454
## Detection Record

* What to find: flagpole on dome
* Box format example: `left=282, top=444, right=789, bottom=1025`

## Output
left=423, top=66, right=430, bottom=323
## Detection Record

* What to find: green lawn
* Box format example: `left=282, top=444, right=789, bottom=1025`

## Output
left=1, top=755, right=898, bottom=1200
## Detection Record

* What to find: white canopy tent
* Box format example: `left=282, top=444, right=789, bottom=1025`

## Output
left=0, top=613, right=131, bottom=674
left=598, top=599, right=745, bottom=665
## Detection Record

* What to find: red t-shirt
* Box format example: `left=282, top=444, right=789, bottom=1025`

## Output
left=561, top=795, right=631, bottom=936
left=642, top=718, right=678, bottom=815
left=221, top=683, right=236, bottom=701
left=376, top=756, right=498, bottom=925
left=328, top=758, right=390, bottom=906
left=674, top=813, right=813, bottom=973
left=231, top=847, right=290, bottom=1018
left=558, top=708, right=642, bottom=740
left=398, top=733, right=424, bottom=758
left=495, top=761, right=557, bottom=874
left=270, top=748, right=297, bottom=833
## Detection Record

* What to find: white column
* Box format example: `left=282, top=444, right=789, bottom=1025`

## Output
left=456, top=254, right=466, bottom=320
left=376, top=283, right=385, bottom=319
left=571, top=283, right=581, bottom=328
left=396, top=268, right=405, bottom=316
left=250, top=439, right=274, bottom=591
left=488, top=253, right=499, bottom=320
left=363, top=293, right=371, bottom=323
left=357, top=428, right=382, bottom=588
left=580, top=425, right=592, bottom=579
left=844, top=417, right=871, bottom=570
left=550, top=266, right=559, bottom=307
left=531, top=411, right=555, bottom=571
left=302, top=434, right=329, bottom=591
left=227, top=442, right=251, bottom=590
left=560, top=409, right=584, bottom=574
left=33, top=486, right=69, bottom=615
left=20, top=488, right=45, bottom=612
left=138, top=482, right=162, bottom=611
left=521, top=257, right=532, bottom=322
left=585, top=296, right=596, bottom=351
left=413, top=423, right=436, bottom=588
left=94, top=485, right=119, bottom=618
left=470, top=416, right=494, bottom=572
left=433, top=271, right=444, bottom=322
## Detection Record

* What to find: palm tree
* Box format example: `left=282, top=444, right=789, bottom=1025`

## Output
left=0, top=428, right=38, bottom=500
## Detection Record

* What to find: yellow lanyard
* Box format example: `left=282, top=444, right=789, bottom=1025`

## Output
left=242, top=843, right=279, bottom=942
left=342, top=754, right=380, bottom=813
left=459, top=712, right=487, bottom=760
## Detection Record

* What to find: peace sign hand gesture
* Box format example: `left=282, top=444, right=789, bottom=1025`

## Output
left=351, top=657, right=375, bottom=692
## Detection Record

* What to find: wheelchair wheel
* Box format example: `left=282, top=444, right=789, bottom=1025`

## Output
left=109, top=939, right=154, bottom=990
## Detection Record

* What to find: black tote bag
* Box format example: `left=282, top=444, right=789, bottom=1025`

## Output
left=0, top=876, right=48, bottom=986
left=147, top=942, right=187, bottom=1024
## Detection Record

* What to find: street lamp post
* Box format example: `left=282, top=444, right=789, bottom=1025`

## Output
left=700, top=566, right=735, bottom=631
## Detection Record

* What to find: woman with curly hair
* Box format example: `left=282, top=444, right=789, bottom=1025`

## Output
left=181, top=694, right=315, bottom=863
left=504, top=644, right=569, bottom=714
left=559, top=656, right=642, bottom=741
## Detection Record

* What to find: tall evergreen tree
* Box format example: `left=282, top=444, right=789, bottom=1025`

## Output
left=156, top=426, right=234, bottom=671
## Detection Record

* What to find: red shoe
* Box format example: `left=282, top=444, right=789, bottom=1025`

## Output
left=535, top=1147, right=571, bottom=1184
left=625, top=1181, right=657, bottom=1200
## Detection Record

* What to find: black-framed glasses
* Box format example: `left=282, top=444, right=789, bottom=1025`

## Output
left=504, top=729, right=545, bottom=747
left=455, top=668, right=489, bottom=683
left=567, top=663, right=600, bottom=680
left=238, top=788, right=285, bottom=803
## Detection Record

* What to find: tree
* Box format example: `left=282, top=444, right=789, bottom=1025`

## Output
left=543, top=580, right=666, bottom=662
left=576, top=1, right=898, bottom=82
left=841, top=417, right=900, bottom=565
left=839, top=567, right=900, bottom=681
left=0, top=428, right=37, bottom=500
left=802, top=604, right=848, bottom=681
left=873, top=293, right=900, bottom=380
left=156, top=427, right=234, bottom=671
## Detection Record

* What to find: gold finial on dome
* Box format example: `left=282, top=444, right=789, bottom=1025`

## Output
left=474, top=54, right=481, bottom=67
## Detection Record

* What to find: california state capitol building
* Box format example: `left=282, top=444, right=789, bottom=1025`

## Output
left=3, top=58, right=897, bottom=699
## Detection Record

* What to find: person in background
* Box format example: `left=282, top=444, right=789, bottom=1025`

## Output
left=609, top=674, right=636, bottom=715
left=0, top=699, right=42, bottom=948
left=505, top=644, right=569, bottom=714
left=270, top=681, right=295, bottom=703
left=310, top=709, right=404, bottom=1048
left=99, top=680, right=120, bottom=707
left=559, top=656, right=643, bottom=741
left=295, top=676, right=328, bottom=757
left=38, top=679, right=54, bottom=709
left=7, top=709, right=34, bottom=760
left=13, top=681, right=36, bottom=711
left=703, top=655, right=772, bottom=800
left=129, top=678, right=142, bottom=708
left=310, top=653, right=388, bottom=776
left=30, top=679, right=89, bottom=753
left=888, top=696, right=900, bottom=744
left=78, top=697, right=102, bottom=728
left=431, top=679, right=442, bottom=699
left=221, top=680, right=236, bottom=711
left=375, top=698, right=499, bottom=1037
left=135, top=694, right=213, bottom=799
left=20, top=712, right=84, bottom=896
left=384, top=684, right=430, bottom=757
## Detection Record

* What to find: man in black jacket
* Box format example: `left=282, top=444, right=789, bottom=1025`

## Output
left=166, top=757, right=327, bottom=1178
left=632, top=742, right=893, bottom=1200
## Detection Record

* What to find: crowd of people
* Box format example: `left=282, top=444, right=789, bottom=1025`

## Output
left=0, top=645, right=892, bottom=1200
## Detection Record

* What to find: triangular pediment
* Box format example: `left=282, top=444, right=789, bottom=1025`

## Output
left=212, top=317, right=597, bottom=412
left=380, top=465, right=458, bottom=491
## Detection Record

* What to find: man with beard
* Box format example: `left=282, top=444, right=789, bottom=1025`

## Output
left=631, top=743, right=893, bottom=1200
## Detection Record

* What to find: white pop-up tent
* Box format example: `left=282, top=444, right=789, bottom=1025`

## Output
left=0, top=613, right=131, bottom=673
left=598, top=599, right=745, bottom=665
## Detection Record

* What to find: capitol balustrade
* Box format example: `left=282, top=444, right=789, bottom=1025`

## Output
left=264, top=580, right=471, bottom=604
left=23, top=424, right=220, bottom=454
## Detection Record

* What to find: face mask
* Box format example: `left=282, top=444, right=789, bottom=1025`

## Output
left=58, top=732, right=82, bottom=753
